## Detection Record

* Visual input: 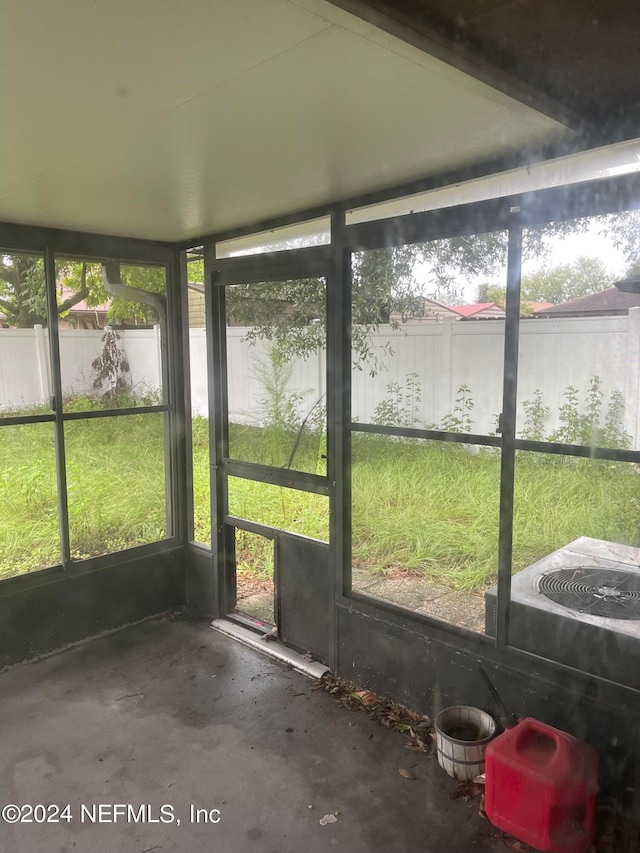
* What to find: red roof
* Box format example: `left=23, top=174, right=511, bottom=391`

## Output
left=450, top=302, right=499, bottom=317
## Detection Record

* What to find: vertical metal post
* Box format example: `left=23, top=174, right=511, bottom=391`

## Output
left=44, top=247, right=71, bottom=566
left=496, top=205, right=522, bottom=647
left=166, top=249, right=187, bottom=545
left=327, top=211, right=351, bottom=670
left=160, top=280, right=173, bottom=540
left=176, top=249, right=193, bottom=543
left=34, top=324, right=50, bottom=401
left=204, top=243, right=234, bottom=617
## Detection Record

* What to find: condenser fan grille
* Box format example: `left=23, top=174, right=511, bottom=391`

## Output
left=537, top=566, right=640, bottom=619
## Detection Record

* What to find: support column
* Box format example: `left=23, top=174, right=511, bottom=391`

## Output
left=624, top=307, right=640, bottom=451
left=33, top=323, right=51, bottom=404
left=439, top=315, right=454, bottom=422
left=154, top=323, right=163, bottom=392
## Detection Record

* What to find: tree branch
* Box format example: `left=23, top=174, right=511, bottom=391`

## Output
left=58, top=263, right=90, bottom=314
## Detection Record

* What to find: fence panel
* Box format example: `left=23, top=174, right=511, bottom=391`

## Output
left=3, top=315, right=639, bottom=448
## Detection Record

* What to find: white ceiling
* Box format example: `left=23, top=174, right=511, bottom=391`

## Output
left=0, top=0, right=574, bottom=242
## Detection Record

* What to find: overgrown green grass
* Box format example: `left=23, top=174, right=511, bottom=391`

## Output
left=352, top=437, right=499, bottom=589
left=190, top=418, right=327, bottom=546
left=351, top=437, right=640, bottom=589
left=0, top=422, right=60, bottom=577
left=2, top=417, right=639, bottom=590
left=64, top=415, right=166, bottom=559
left=191, top=427, right=640, bottom=590
left=0, top=415, right=166, bottom=579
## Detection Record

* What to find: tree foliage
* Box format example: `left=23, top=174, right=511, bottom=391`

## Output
left=475, top=281, right=509, bottom=306
left=212, top=216, right=640, bottom=370
left=523, top=256, right=613, bottom=304
left=208, top=234, right=510, bottom=373
left=476, top=211, right=640, bottom=307
left=0, top=256, right=165, bottom=328
left=3, top=209, right=637, bottom=376
left=0, top=255, right=48, bottom=328
left=477, top=255, right=614, bottom=307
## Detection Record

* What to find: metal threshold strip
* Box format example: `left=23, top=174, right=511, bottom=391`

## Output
left=211, top=619, right=329, bottom=679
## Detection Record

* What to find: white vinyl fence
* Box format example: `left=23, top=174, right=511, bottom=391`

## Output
left=216, top=313, right=640, bottom=447
left=3, top=311, right=640, bottom=448
left=347, top=312, right=640, bottom=443
left=0, top=326, right=163, bottom=411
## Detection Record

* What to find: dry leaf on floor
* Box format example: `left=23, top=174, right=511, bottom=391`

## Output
left=404, top=709, right=424, bottom=722
left=315, top=674, right=434, bottom=755
left=398, top=768, right=416, bottom=780
left=450, top=781, right=484, bottom=800
left=354, top=690, right=379, bottom=707
left=478, top=794, right=486, bottom=819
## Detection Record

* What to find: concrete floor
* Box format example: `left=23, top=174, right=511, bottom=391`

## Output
left=0, top=612, right=507, bottom=853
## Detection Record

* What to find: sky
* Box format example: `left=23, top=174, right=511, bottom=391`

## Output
left=536, top=225, right=627, bottom=277
left=414, top=217, right=633, bottom=305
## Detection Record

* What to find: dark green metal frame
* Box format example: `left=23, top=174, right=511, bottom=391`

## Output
left=1, top=157, right=640, bottom=814
left=2, top=163, right=640, bottom=807
left=0, top=226, right=187, bottom=663
left=178, top=168, right=640, bottom=700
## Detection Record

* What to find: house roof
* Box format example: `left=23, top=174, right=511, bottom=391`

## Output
left=525, top=301, right=555, bottom=313
left=422, top=298, right=459, bottom=316
left=533, top=288, right=640, bottom=316
left=450, top=302, right=503, bottom=318
left=58, top=286, right=109, bottom=315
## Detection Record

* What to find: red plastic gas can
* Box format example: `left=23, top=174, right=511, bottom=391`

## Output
left=484, top=718, right=598, bottom=853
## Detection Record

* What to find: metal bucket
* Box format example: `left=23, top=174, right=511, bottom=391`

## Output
left=435, top=705, right=496, bottom=781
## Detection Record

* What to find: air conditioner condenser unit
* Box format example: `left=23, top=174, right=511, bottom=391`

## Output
left=485, top=537, right=640, bottom=689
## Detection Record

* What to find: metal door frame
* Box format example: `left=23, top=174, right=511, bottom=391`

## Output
left=203, top=243, right=338, bottom=661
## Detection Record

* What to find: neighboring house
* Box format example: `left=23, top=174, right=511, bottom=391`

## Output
left=451, top=301, right=506, bottom=319
left=0, top=293, right=109, bottom=330
left=187, top=283, right=206, bottom=327
left=58, top=298, right=110, bottom=329
left=184, top=288, right=461, bottom=328
left=525, top=301, right=555, bottom=314
left=389, top=297, right=460, bottom=324
left=533, top=288, right=640, bottom=317
left=57, top=286, right=109, bottom=330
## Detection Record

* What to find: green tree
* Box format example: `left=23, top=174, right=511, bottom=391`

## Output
left=0, top=256, right=164, bottom=328
left=477, top=256, right=616, bottom=308
left=623, top=259, right=640, bottom=278
left=211, top=233, right=509, bottom=374
left=476, top=282, right=507, bottom=306
left=476, top=210, right=640, bottom=307
left=218, top=223, right=618, bottom=369
left=522, top=256, right=612, bottom=305
left=59, top=261, right=165, bottom=325
left=0, top=255, right=49, bottom=327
